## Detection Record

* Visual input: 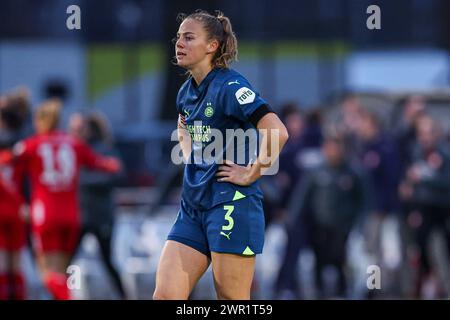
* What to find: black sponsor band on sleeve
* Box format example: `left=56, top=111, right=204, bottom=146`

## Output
left=249, top=104, right=275, bottom=127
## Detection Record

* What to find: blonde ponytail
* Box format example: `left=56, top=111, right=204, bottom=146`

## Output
left=179, top=10, right=238, bottom=68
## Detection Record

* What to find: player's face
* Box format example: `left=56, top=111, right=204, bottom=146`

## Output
left=417, top=118, right=437, bottom=150
left=175, top=19, right=213, bottom=69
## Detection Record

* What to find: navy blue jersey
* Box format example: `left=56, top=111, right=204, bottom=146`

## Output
left=176, top=68, right=266, bottom=210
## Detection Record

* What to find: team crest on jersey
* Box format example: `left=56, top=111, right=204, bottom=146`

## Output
left=235, top=87, right=255, bottom=105
left=204, top=102, right=214, bottom=117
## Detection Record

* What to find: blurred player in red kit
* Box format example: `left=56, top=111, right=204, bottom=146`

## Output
left=0, top=92, right=28, bottom=300
left=1, top=99, right=121, bottom=300
left=0, top=153, right=27, bottom=300
left=0, top=160, right=25, bottom=300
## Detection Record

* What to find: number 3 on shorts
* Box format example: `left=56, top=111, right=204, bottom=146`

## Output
left=222, top=205, right=234, bottom=231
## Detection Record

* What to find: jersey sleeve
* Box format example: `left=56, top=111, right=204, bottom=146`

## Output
left=77, top=140, right=120, bottom=173
left=11, top=138, right=34, bottom=169
left=10, top=139, right=33, bottom=190
left=77, top=141, right=108, bottom=170
left=221, top=77, right=268, bottom=124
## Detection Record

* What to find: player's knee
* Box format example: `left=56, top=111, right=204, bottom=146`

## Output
left=152, top=288, right=165, bottom=300
left=215, top=285, right=250, bottom=300
left=152, top=287, right=176, bottom=300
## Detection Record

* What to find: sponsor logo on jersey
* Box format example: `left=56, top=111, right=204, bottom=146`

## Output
left=220, top=231, right=232, bottom=240
left=235, top=87, right=255, bottom=105
left=227, top=80, right=240, bottom=85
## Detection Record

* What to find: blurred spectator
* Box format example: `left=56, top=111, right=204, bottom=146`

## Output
left=302, top=109, right=324, bottom=149
left=399, top=115, right=450, bottom=298
left=355, top=110, right=404, bottom=297
left=286, top=135, right=367, bottom=298
left=275, top=103, right=305, bottom=211
left=271, top=103, right=305, bottom=298
left=0, top=88, right=32, bottom=148
left=69, top=112, right=127, bottom=299
left=356, top=111, right=401, bottom=216
left=273, top=104, right=323, bottom=299
left=394, top=95, right=427, bottom=173
left=68, top=112, right=87, bottom=140
left=355, top=113, right=401, bottom=240
left=337, top=94, right=365, bottom=158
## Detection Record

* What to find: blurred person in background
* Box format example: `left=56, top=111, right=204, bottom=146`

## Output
left=337, top=93, right=365, bottom=158
left=393, top=96, right=428, bottom=298
left=260, top=103, right=304, bottom=227
left=0, top=93, right=28, bottom=299
left=273, top=104, right=324, bottom=299
left=394, top=95, right=426, bottom=173
left=0, top=88, right=32, bottom=149
left=0, top=153, right=26, bottom=300
left=68, top=113, right=86, bottom=141
left=287, top=135, right=367, bottom=298
left=276, top=103, right=305, bottom=200
left=69, top=112, right=127, bottom=299
left=355, top=110, right=404, bottom=297
left=0, top=99, right=122, bottom=300
left=399, top=115, right=450, bottom=299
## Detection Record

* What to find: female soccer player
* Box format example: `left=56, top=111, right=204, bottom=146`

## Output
left=2, top=99, right=121, bottom=300
left=0, top=91, right=29, bottom=300
left=153, top=10, right=289, bottom=300
left=0, top=152, right=26, bottom=300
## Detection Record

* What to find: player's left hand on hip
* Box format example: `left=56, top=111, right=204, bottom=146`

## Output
left=216, top=159, right=252, bottom=186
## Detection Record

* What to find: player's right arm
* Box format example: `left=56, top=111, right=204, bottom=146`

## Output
left=77, top=141, right=121, bottom=173
left=0, top=139, right=32, bottom=207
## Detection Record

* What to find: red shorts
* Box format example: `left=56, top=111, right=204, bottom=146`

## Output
left=32, top=221, right=80, bottom=255
left=0, top=212, right=26, bottom=251
left=31, top=200, right=80, bottom=254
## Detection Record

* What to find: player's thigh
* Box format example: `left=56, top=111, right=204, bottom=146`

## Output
left=0, top=222, right=8, bottom=272
left=33, top=226, right=70, bottom=274
left=0, top=250, right=7, bottom=273
left=10, top=251, right=22, bottom=273
left=154, top=240, right=210, bottom=300
left=211, top=252, right=256, bottom=300
left=9, top=217, right=26, bottom=272
left=61, top=221, right=80, bottom=266
left=39, top=252, right=69, bottom=274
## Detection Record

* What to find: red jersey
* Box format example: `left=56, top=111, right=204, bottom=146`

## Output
left=12, top=131, right=116, bottom=228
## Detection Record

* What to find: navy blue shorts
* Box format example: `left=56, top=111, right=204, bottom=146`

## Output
left=167, top=194, right=265, bottom=257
